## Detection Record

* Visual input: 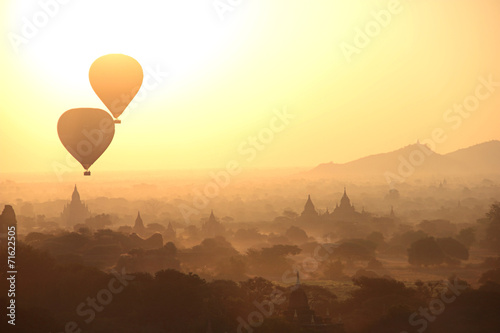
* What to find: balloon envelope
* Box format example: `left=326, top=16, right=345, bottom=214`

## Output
left=89, top=54, right=144, bottom=120
left=57, top=108, right=115, bottom=171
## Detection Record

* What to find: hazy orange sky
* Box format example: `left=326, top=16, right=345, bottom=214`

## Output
left=1, top=0, right=500, bottom=175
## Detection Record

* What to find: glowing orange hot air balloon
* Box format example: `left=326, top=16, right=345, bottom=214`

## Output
left=89, top=54, right=144, bottom=123
left=57, top=108, right=115, bottom=176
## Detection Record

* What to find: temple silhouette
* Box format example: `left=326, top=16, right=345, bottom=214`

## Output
left=61, top=185, right=91, bottom=228
left=301, top=195, right=319, bottom=219
left=133, top=211, right=146, bottom=235
left=0, top=205, right=17, bottom=245
left=202, top=210, right=225, bottom=238
left=300, top=187, right=362, bottom=223
left=285, top=272, right=345, bottom=332
left=164, top=222, right=176, bottom=242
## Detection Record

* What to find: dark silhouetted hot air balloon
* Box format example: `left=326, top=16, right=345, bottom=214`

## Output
left=57, top=108, right=115, bottom=176
left=89, top=54, right=144, bottom=123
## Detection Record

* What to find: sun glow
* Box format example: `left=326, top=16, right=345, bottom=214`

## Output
left=1, top=1, right=500, bottom=175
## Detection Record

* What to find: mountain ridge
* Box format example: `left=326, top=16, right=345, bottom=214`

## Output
left=308, top=140, right=500, bottom=178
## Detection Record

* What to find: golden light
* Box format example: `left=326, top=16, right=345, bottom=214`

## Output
left=1, top=0, right=500, bottom=175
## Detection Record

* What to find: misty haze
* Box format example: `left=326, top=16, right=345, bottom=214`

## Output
left=2, top=1, right=500, bottom=333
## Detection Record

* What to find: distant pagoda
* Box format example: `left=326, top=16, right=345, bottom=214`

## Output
left=165, top=222, right=176, bottom=241
left=329, top=187, right=359, bottom=221
left=301, top=195, right=319, bottom=219
left=299, top=187, right=361, bottom=223
left=0, top=205, right=17, bottom=244
left=284, top=272, right=345, bottom=332
left=202, top=210, right=225, bottom=238
left=133, top=211, right=146, bottom=235
left=61, top=185, right=91, bottom=228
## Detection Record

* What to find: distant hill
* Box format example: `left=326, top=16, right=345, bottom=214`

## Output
left=308, top=140, right=500, bottom=179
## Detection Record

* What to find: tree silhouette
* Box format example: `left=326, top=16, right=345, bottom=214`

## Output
left=483, top=203, right=500, bottom=252
left=436, top=237, right=469, bottom=261
left=408, top=237, right=445, bottom=266
left=456, top=227, right=476, bottom=248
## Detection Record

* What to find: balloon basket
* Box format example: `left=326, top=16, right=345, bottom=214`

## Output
left=84, top=171, right=91, bottom=176
left=114, top=119, right=121, bottom=124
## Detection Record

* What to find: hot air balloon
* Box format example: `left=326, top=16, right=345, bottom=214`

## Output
left=57, top=108, right=115, bottom=176
left=89, top=54, right=144, bottom=123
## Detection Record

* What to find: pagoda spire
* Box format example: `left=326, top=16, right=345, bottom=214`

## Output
left=208, top=210, right=217, bottom=224
left=134, top=211, right=145, bottom=230
left=72, top=184, right=81, bottom=202
left=301, top=195, right=318, bottom=217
